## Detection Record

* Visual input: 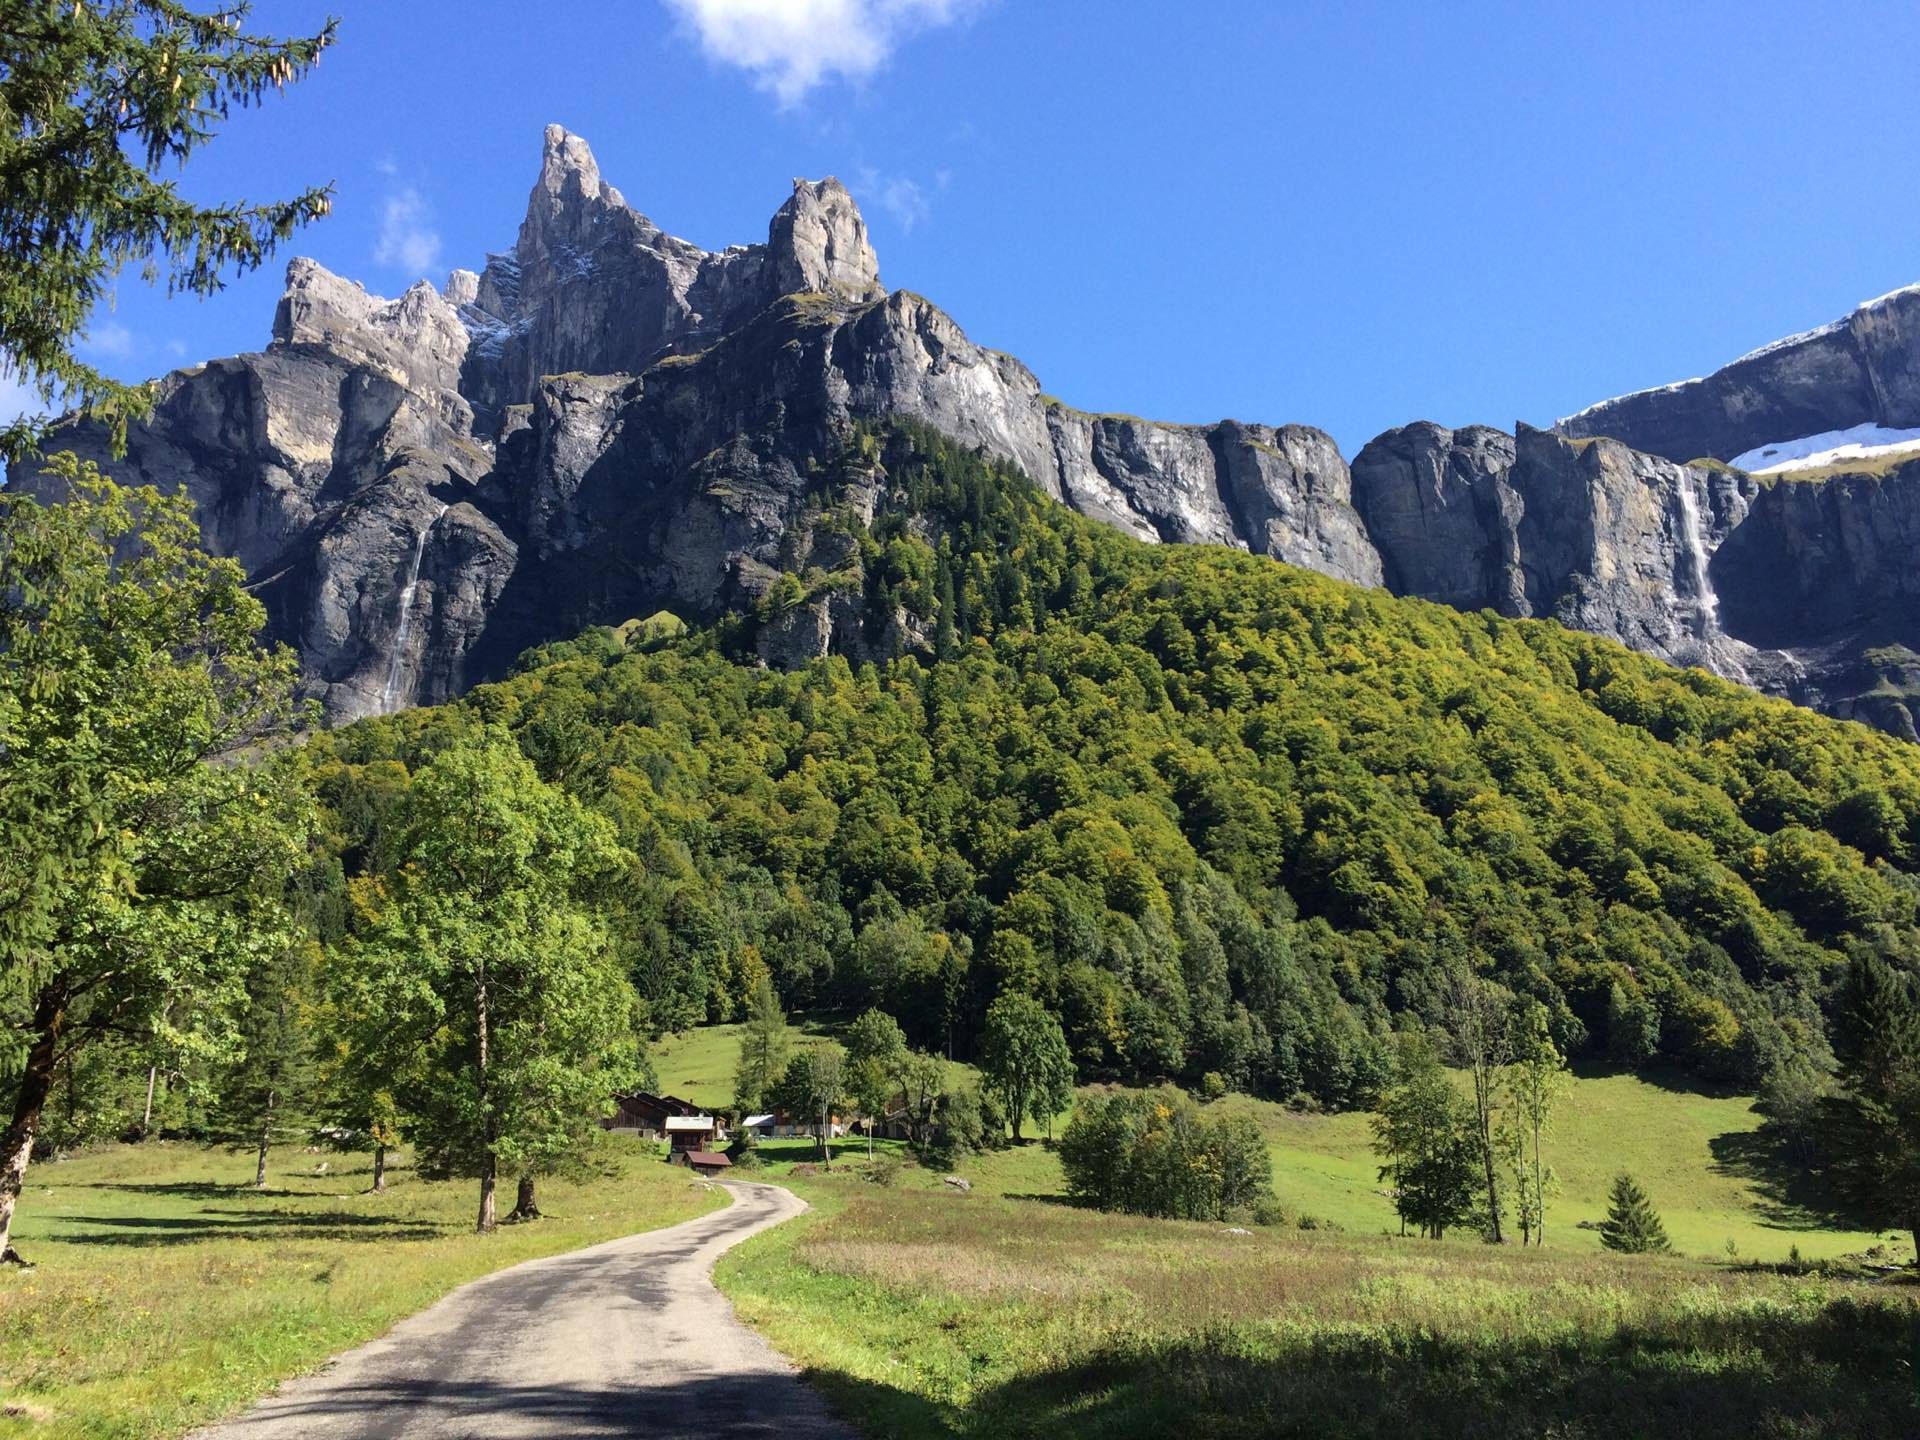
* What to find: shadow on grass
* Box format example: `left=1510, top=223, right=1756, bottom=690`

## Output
left=50, top=1210, right=447, bottom=1246
left=1707, top=1125, right=1864, bottom=1233
left=807, top=1300, right=1920, bottom=1440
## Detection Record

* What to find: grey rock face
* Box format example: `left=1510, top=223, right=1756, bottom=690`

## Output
left=18, top=123, right=1920, bottom=739
left=1351, top=423, right=1520, bottom=611
left=1558, top=284, right=1920, bottom=463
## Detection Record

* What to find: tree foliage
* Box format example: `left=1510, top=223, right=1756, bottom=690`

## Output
left=0, top=1, right=336, bottom=457
left=1059, top=1086, right=1272, bottom=1220
left=1599, top=1172, right=1672, bottom=1254
left=348, top=730, right=643, bottom=1232
left=979, top=992, right=1073, bottom=1142
left=1820, top=952, right=1920, bottom=1259
left=0, top=457, right=307, bottom=1258
left=1372, top=1032, right=1480, bottom=1240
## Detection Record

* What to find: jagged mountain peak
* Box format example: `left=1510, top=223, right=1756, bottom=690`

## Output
left=25, top=125, right=1920, bottom=739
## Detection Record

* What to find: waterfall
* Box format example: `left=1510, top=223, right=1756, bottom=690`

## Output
left=1673, top=477, right=1751, bottom=684
left=378, top=504, right=449, bottom=714
left=1674, top=476, right=1721, bottom=637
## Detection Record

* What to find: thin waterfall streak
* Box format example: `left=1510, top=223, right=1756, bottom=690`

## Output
left=379, top=503, right=449, bottom=714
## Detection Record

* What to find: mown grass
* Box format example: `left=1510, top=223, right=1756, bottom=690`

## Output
left=0, top=1137, right=723, bottom=1438
left=718, top=1177, right=1920, bottom=1439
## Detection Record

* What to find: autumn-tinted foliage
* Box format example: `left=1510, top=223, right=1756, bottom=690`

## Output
left=307, top=425, right=1920, bottom=1106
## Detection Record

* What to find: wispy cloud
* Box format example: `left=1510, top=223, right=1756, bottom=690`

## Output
left=373, top=185, right=441, bottom=276
left=854, top=165, right=951, bottom=234
left=853, top=166, right=930, bottom=232
left=664, top=0, right=985, bottom=106
left=84, top=321, right=137, bottom=359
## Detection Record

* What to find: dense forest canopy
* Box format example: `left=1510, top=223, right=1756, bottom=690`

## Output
left=302, top=424, right=1920, bottom=1108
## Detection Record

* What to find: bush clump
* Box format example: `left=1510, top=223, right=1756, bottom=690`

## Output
left=1059, top=1087, right=1272, bottom=1220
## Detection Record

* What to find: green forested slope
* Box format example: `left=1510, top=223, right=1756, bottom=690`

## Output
left=306, top=425, right=1920, bottom=1106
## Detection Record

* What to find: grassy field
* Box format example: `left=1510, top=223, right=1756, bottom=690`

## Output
left=689, top=1016, right=1918, bottom=1438
left=0, top=1137, right=723, bottom=1438
left=656, top=1024, right=1891, bottom=1262
left=717, top=1175, right=1920, bottom=1439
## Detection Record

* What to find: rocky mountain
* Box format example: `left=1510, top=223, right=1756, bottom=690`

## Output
left=14, top=125, right=1920, bottom=737
left=1557, top=284, right=1920, bottom=466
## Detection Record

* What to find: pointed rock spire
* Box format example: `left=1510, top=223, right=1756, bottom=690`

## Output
left=519, top=124, right=637, bottom=255
left=767, top=177, right=882, bottom=300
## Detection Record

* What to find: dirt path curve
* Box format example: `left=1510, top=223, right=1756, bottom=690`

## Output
left=190, top=1179, right=851, bottom=1440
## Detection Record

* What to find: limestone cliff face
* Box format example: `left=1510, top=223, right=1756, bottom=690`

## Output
left=15, top=125, right=1920, bottom=737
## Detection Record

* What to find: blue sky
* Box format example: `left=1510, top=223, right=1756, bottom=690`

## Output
left=37, top=0, right=1920, bottom=457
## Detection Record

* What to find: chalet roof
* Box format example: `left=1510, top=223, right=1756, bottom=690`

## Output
left=664, top=1115, right=716, bottom=1131
left=686, top=1151, right=731, bottom=1169
left=743, top=1114, right=775, bottom=1127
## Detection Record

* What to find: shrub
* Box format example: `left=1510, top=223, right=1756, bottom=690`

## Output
left=1059, top=1087, right=1274, bottom=1220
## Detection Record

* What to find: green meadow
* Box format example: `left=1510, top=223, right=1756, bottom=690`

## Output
left=0, top=1139, right=721, bottom=1439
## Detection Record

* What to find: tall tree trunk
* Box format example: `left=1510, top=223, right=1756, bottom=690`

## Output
left=0, top=987, right=66, bottom=1264
left=371, top=1143, right=387, bottom=1194
left=1531, top=1120, right=1545, bottom=1247
left=819, top=1108, right=830, bottom=1169
left=142, top=1065, right=157, bottom=1138
left=508, top=1173, right=539, bottom=1220
left=475, top=958, right=496, bottom=1234
left=253, top=1087, right=275, bottom=1190
left=1474, top=1068, right=1503, bottom=1243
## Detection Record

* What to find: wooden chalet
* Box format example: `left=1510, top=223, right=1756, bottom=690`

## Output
left=603, top=1091, right=722, bottom=1143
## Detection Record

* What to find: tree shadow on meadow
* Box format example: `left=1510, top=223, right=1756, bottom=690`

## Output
left=806, top=1297, right=1920, bottom=1440
left=1706, top=1126, right=1865, bottom=1234
left=48, top=1208, right=447, bottom=1247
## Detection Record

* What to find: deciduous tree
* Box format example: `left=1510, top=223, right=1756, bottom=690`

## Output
left=1372, top=1032, right=1479, bottom=1240
left=352, top=730, right=643, bottom=1233
left=980, top=992, right=1073, bottom=1143
left=0, top=460, right=308, bottom=1262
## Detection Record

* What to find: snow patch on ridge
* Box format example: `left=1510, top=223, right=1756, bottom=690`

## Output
left=1731, top=423, right=1920, bottom=475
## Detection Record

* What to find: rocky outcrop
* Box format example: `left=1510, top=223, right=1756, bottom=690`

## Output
left=17, top=124, right=1920, bottom=738
left=1557, top=284, right=1920, bottom=464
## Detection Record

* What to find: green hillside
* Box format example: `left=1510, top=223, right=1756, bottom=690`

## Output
left=312, top=422, right=1920, bottom=1110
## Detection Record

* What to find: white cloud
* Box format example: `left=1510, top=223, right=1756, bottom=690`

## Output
left=373, top=186, right=441, bottom=276
left=664, top=0, right=983, bottom=105
left=84, top=321, right=136, bottom=358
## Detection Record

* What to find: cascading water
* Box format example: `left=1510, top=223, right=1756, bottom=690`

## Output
left=378, top=503, right=449, bottom=714
left=1674, top=476, right=1720, bottom=636
left=1673, top=476, right=1750, bottom=684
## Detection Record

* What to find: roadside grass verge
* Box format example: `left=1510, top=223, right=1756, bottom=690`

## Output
left=0, top=1138, right=723, bottom=1439
left=718, top=1177, right=1920, bottom=1440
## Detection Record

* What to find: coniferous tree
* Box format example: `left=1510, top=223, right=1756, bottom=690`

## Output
left=1599, top=1173, right=1672, bottom=1254
left=216, top=941, right=320, bottom=1189
left=1821, top=952, right=1920, bottom=1261
left=732, top=973, right=792, bottom=1117
left=0, top=2, right=336, bottom=458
